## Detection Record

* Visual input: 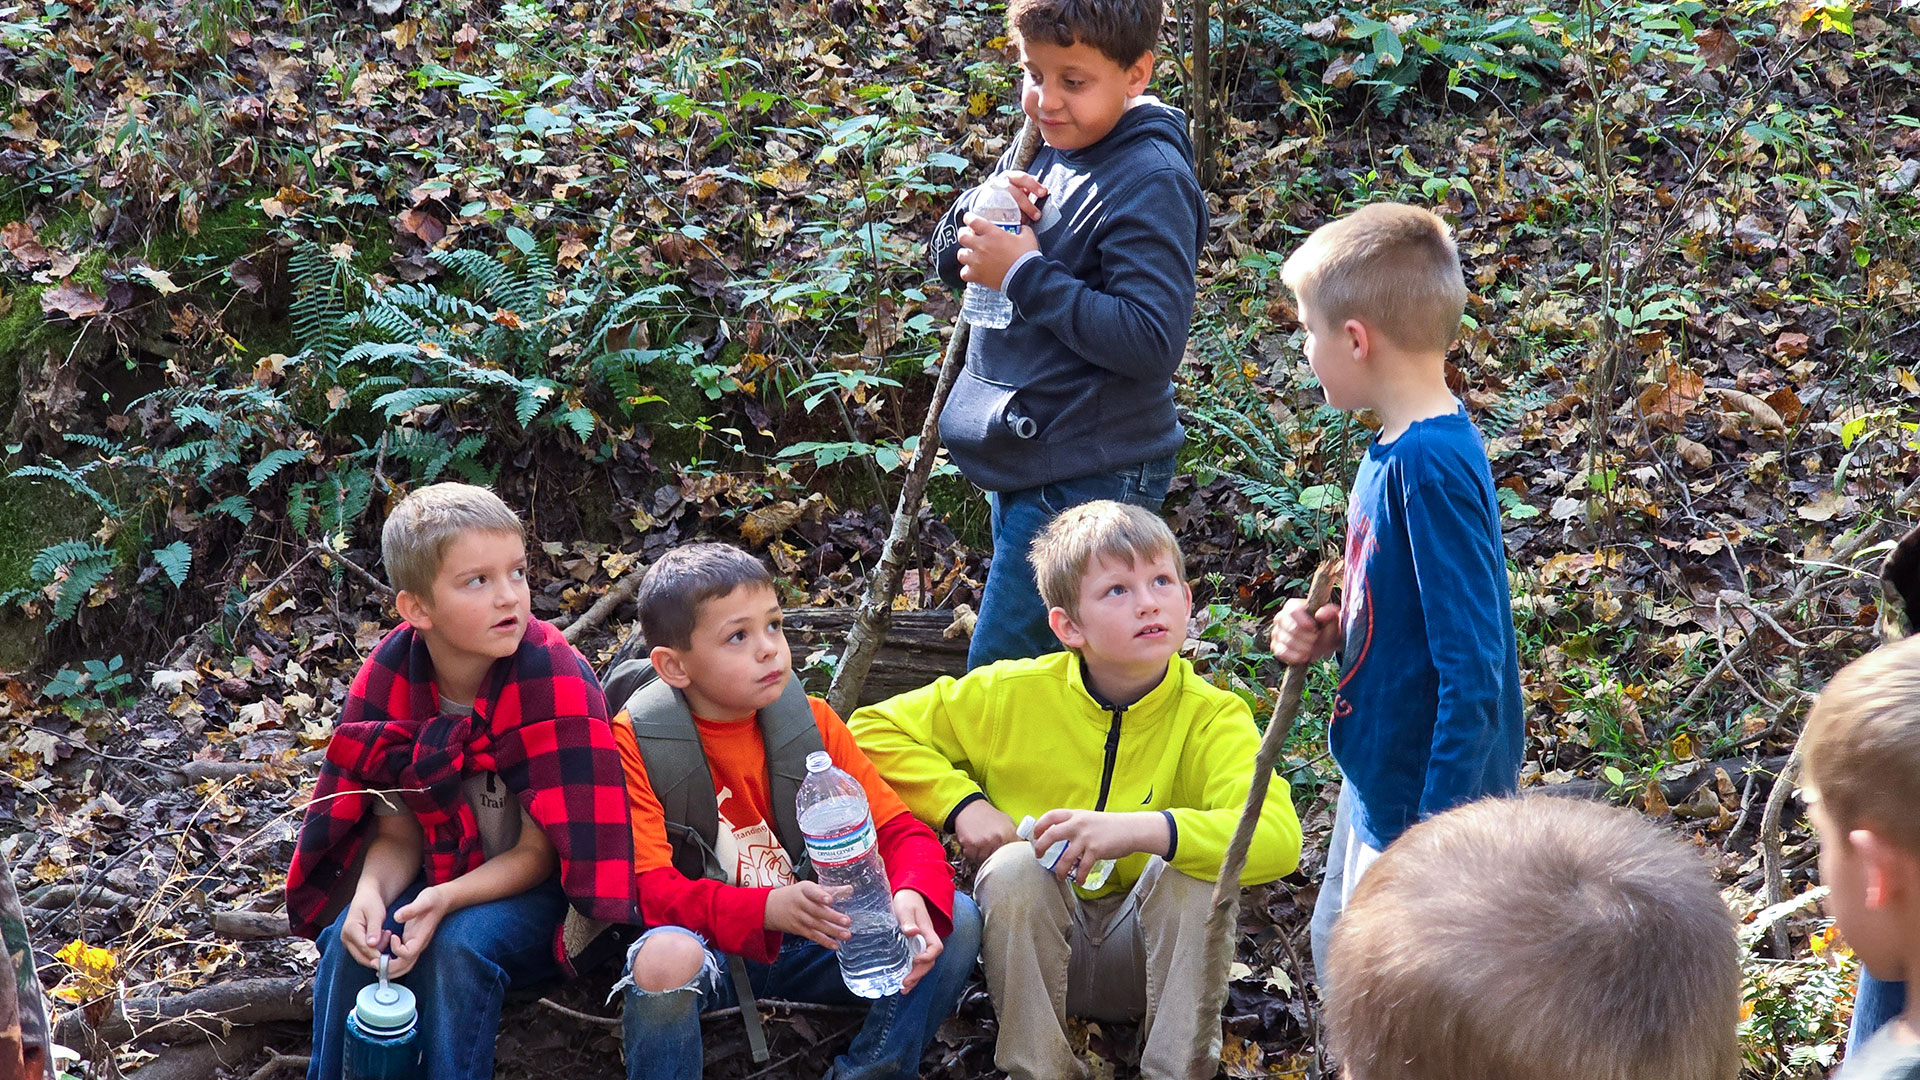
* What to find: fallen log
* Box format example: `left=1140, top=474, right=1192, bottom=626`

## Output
left=124, top=1028, right=267, bottom=1080
left=603, top=606, right=969, bottom=708
left=127, top=977, right=313, bottom=1043
left=211, top=910, right=292, bottom=941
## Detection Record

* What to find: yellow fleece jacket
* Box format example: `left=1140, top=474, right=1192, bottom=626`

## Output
left=849, top=652, right=1302, bottom=899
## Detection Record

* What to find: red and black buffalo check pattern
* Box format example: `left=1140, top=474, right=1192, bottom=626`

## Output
left=286, top=618, right=635, bottom=964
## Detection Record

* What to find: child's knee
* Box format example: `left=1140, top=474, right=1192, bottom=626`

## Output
left=629, top=930, right=706, bottom=992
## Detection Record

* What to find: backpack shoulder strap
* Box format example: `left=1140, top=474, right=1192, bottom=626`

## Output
left=618, top=660, right=724, bottom=882
left=758, top=675, right=825, bottom=878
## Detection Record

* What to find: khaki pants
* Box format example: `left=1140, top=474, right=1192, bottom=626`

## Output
left=974, top=844, right=1221, bottom=1080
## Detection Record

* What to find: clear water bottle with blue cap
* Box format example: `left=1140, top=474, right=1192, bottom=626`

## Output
left=960, top=174, right=1023, bottom=331
left=796, top=751, right=915, bottom=998
left=343, top=954, right=424, bottom=1080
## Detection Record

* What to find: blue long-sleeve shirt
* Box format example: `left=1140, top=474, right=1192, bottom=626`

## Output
left=1330, top=407, right=1524, bottom=849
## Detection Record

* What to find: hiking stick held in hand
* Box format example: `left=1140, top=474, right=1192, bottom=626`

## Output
left=827, top=118, right=1044, bottom=718
left=1190, top=558, right=1340, bottom=1080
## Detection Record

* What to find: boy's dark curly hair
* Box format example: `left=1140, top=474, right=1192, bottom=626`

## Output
left=1007, top=0, right=1162, bottom=67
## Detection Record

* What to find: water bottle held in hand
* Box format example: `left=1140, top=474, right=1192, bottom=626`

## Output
left=960, top=175, right=1023, bottom=331
left=1018, top=815, right=1115, bottom=891
left=797, top=751, right=915, bottom=998
left=344, top=954, right=424, bottom=1080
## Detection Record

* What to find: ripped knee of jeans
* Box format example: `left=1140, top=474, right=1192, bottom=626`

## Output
left=609, top=925, right=717, bottom=1001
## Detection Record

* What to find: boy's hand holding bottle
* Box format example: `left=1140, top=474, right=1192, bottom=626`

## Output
left=957, top=171, right=1048, bottom=291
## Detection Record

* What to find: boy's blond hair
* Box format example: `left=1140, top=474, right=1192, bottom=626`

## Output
left=635, top=542, right=776, bottom=651
left=1802, top=636, right=1920, bottom=855
left=381, top=483, right=524, bottom=598
left=1327, top=796, right=1740, bottom=1080
left=1281, top=202, right=1468, bottom=356
left=1029, top=500, right=1183, bottom=619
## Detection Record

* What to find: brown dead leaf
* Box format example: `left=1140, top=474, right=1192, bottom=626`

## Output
left=1323, top=54, right=1360, bottom=88
left=40, top=281, right=106, bottom=320
left=1674, top=435, right=1712, bottom=469
left=1706, top=386, right=1785, bottom=433
left=1636, top=363, right=1705, bottom=430
left=1797, top=490, right=1853, bottom=522
left=1771, top=331, right=1811, bottom=360
left=397, top=208, right=447, bottom=245
left=1642, top=775, right=1670, bottom=817
left=1694, top=27, right=1737, bottom=69
left=1763, top=386, right=1804, bottom=426
left=3, top=221, right=51, bottom=267
left=740, top=500, right=808, bottom=547
left=1219, top=1034, right=1265, bottom=1080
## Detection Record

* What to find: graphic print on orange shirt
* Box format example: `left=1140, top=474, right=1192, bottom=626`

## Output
left=715, top=783, right=796, bottom=888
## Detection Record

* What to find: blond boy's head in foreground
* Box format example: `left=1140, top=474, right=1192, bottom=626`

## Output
left=1030, top=500, right=1189, bottom=704
left=1802, top=638, right=1920, bottom=1005
left=383, top=483, right=530, bottom=696
left=1326, top=795, right=1741, bottom=1080
left=1282, top=203, right=1468, bottom=430
left=636, top=543, right=788, bottom=721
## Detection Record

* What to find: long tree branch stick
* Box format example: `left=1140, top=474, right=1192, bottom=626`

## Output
left=1191, top=559, right=1339, bottom=1079
left=827, top=119, right=1043, bottom=717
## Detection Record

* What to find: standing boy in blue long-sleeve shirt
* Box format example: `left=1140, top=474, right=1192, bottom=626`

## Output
left=1266, top=203, right=1524, bottom=988
left=931, top=0, right=1207, bottom=669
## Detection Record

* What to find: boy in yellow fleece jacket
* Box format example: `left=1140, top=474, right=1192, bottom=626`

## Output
left=851, top=500, right=1302, bottom=1080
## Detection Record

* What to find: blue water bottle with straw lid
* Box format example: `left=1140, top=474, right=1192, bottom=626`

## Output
left=343, top=954, right=423, bottom=1080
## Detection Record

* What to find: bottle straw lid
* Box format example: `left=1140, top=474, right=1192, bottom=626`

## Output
left=354, top=953, right=418, bottom=1033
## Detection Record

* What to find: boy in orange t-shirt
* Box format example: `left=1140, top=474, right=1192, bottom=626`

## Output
left=608, top=543, right=980, bottom=1080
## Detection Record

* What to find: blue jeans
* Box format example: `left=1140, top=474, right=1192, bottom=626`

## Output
left=309, top=875, right=567, bottom=1080
left=621, top=893, right=982, bottom=1080
left=1848, top=971, right=1907, bottom=1056
left=970, top=455, right=1178, bottom=669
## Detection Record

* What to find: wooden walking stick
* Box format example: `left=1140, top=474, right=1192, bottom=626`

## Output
left=826, top=117, right=1045, bottom=717
left=1190, top=558, right=1340, bottom=1079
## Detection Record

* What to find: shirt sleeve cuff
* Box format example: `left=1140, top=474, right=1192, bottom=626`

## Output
left=944, top=791, right=988, bottom=834
left=1003, top=249, right=1044, bottom=293
left=1161, top=810, right=1179, bottom=862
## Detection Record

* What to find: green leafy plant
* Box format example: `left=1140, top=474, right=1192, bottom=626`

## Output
left=41, top=654, right=135, bottom=716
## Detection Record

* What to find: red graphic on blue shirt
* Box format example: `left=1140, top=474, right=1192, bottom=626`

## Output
left=1333, top=511, right=1378, bottom=723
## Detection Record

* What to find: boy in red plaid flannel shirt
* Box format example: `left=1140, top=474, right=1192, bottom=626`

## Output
left=286, top=483, right=634, bottom=1080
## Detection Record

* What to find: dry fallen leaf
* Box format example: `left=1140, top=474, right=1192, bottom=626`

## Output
left=40, top=280, right=106, bottom=319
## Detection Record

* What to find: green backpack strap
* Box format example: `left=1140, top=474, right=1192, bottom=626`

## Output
left=759, top=672, right=825, bottom=881
left=619, top=663, right=725, bottom=882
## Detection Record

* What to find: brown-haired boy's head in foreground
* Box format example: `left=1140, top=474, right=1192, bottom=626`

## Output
left=1326, top=795, right=1741, bottom=1080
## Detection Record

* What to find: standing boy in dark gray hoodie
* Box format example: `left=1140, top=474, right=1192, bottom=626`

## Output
left=933, top=0, right=1207, bottom=671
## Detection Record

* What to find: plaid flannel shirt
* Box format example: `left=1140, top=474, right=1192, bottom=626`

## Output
left=286, top=618, right=635, bottom=968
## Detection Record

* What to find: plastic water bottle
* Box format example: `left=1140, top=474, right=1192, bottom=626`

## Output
left=959, top=175, right=1022, bottom=330
left=343, top=955, right=423, bottom=1080
left=796, top=751, right=914, bottom=998
left=1017, top=815, right=1115, bottom=891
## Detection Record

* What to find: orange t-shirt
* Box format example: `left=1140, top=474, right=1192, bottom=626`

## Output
left=612, top=696, right=951, bottom=962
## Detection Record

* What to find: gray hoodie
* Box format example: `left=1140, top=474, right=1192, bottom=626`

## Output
left=931, top=99, right=1206, bottom=492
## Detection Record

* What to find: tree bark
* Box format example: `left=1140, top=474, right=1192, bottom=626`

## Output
left=825, top=118, right=1045, bottom=718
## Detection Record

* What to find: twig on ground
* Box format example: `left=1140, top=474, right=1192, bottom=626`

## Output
left=248, top=1052, right=310, bottom=1080
left=560, top=568, right=647, bottom=645
left=1757, top=743, right=1803, bottom=956
left=312, top=542, right=394, bottom=601
left=536, top=996, right=621, bottom=1030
